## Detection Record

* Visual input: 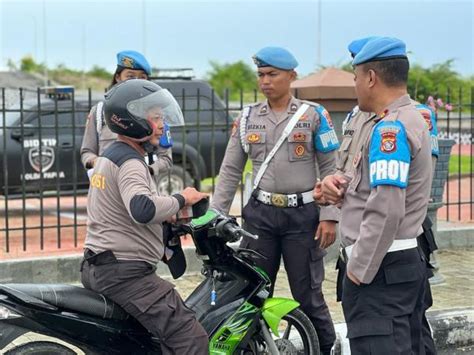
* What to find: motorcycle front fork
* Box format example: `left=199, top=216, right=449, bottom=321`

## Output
left=258, top=318, right=280, bottom=355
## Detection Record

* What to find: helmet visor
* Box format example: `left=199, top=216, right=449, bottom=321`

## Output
left=126, top=89, right=185, bottom=127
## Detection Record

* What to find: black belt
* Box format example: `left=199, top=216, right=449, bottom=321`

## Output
left=83, top=249, right=118, bottom=266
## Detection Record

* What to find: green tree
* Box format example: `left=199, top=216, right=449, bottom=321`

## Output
left=207, top=60, right=258, bottom=101
left=20, top=55, right=44, bottom=72
left=88, top=65, right=112, bottom=80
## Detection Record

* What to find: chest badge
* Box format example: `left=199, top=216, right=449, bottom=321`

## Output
left=295, top=144, right=306, bottom=157
left=293, top=132, right=307, bottom=142
left=247, top=133, right=261, bottom=143
left=381, top=132, right=397, bottom=153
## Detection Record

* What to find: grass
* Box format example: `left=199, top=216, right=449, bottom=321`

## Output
left=449, top=155, right=472, bottom=176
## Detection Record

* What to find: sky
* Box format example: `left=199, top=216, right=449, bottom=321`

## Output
left=0, top=0, right=473, bottom=79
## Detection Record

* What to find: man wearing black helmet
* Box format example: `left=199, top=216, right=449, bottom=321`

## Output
left=81, top=79, right=209, bottom=355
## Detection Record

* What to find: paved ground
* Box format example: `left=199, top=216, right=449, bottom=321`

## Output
left=171, top=248, right=474, bottom=324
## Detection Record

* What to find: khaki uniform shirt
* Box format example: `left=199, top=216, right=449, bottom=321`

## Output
left=84, top=141, right=181, bottom=265
left=211, top=96, right=340, bottom=221
left=338, top=95, right=432, bottom=283
left=80, top=103, right=172, bottom=174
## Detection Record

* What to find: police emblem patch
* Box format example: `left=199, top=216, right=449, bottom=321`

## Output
left=295, top=144, right=305, bottom=156
left=247, top=133, right=261, bottom=143
left=321, top=108, right=334, bottom=128
left=293, top=132, right=307, bottom=142
left=419, top=109, right=433, bottom=131
left=29, top=146, right=55, bottom=173
left=121, top=56, right=134, bottom=68
left=290, top=103, right=298, bottom=112
left=299, top=114, right=308, bottom=121
left=380, top=131, right=397, bottom=153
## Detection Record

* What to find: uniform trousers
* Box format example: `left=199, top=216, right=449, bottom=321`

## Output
left=241, top=197, right=335, bottom=355
left=337, top=247, right=427, bottom=355
left=81, top=250, right=208, bottom=355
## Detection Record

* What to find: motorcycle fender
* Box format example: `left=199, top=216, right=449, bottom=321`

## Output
left=262, top=297, right=299, bottom=336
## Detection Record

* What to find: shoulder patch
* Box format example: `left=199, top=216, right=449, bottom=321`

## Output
left=313, top=105, right=339, bottom=152
left=415, top=104, right=439, bottom=157
left=102, top=141, right=145, bottom=167
left=369, top=121, right=410, bottom=188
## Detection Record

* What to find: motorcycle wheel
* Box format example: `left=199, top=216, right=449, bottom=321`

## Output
left=5, top=341, right=76, bottom=355
left=244, top=308, right=320, bottom=355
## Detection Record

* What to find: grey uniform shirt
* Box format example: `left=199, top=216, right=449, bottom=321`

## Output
left=338, top=94, right=432, bottom=283
left=84, top=141, right=181, bottom=265
left=80, top=103, right=173, bottom=174
left=211, top=96, right=340, bottom=222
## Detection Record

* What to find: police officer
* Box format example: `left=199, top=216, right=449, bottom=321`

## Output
left=317, top=37, right=432, bottom=354
left=331, top=36, right=439, bottom=355
left=80, top=50, right=172, bottom=178
left=81, top=79, right=208, bottom=354
left=210, top=46, right=340, bottom=355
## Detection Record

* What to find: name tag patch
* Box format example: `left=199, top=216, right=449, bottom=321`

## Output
left=369, top=121, right=410, bottom=188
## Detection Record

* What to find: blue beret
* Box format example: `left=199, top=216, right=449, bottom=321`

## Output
left=116, top=50, right=151, bottom=76
left=352, top=37, right=407, bottom=65
left=347, top=36, right=380, bottom=57
left=253, top=46, right=298, bottom=70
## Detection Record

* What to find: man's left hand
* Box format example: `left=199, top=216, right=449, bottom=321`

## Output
left=315, top=221, right=337, bottom=249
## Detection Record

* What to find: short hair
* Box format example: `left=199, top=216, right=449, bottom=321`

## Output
left=360, top=58, right=409, bottom=87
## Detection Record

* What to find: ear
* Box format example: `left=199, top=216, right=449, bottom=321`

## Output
left=114, top=72, right=121, bottom=83
left=289, top=70, right=297, bottom=81
left=367, top=69, right=377, bottom=88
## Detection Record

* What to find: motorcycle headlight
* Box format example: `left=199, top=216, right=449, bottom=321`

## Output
left=0, top=305, right=22, bottom=319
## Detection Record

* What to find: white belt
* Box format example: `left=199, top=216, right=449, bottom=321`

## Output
left=345, top=238, right=418, bottom=260
left=255, top=189, right=314, bottom=208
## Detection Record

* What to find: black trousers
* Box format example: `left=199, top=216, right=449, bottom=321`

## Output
left=81, top=251, right=208, bottom=355
left=241, top=198, right=335, bottom=354
left=410, top=216, right=438, bottom=355
left=338, top=247, right=426, bottom=355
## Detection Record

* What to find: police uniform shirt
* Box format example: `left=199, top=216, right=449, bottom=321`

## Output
left=211, top=96, right=340, bottom=222
left=80, top=104, right=173, bottom=174
left=84, top=142, right=181, bottom=264
left=339, top=94, right=432, bottom=283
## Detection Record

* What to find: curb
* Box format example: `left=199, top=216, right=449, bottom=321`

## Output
left=332, top=308, right=474, bottom=354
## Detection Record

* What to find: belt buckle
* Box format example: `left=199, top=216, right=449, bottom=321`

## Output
left=271, top=193, right=288, bottom=207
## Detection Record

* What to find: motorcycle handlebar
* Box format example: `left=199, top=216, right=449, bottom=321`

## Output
left=220, top=221, right=258, bottom=242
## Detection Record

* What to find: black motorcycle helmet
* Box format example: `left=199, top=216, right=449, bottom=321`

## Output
left=104, top=79, right=184, bottom=140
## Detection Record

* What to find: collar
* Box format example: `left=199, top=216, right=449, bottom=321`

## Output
left=258, top=96, right=299, bottom=116
left=377, top=94, right=411, bottom=119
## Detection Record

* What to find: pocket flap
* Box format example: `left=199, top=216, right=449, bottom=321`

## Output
left=246, top=131, right=266, bottom=144
left=347, top=318, right=393, bottom=339
left=288, top=130, right=311, bottom=143
left=384, top=263, right=422, bottom=285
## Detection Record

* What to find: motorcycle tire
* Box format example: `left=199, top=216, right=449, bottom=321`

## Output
left=5, top=341, right=77, bottom=355
left=246, top=307, right=320, bottom=355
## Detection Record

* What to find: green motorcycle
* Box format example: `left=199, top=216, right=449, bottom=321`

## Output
left=181, top=209, right=320, bottom=354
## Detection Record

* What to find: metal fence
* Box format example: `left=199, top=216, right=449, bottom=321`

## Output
left=0, top=85, right=472, bottom=257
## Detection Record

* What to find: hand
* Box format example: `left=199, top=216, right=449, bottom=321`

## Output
left=313, top=182, right=329, bottom=206
left=321, top=175, right=349, bottom=205
left=180, top=187, right=209, bottom=206
left=347, top=270, right=361, bottom=286
left=315, top=221, right=337, bottom=249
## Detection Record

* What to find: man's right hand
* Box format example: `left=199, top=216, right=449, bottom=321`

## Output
left=181, top=187, right=209, bottom=206
left=321, top=175, right=349, bottom=206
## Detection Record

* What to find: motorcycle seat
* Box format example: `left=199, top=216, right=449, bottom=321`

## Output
left=1, top=284, right=129, bottom=320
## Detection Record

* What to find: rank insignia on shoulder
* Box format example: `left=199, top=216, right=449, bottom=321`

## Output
left=231, top=120, right=238, bottom=136
left=247, top=133, right=261, bottom=143
left=295, top=144, right=305, bottom=156
left=293, top=132, right=307, bottom=142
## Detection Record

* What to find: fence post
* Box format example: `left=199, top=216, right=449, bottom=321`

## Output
left=428, top=138, right=455, bottom=284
